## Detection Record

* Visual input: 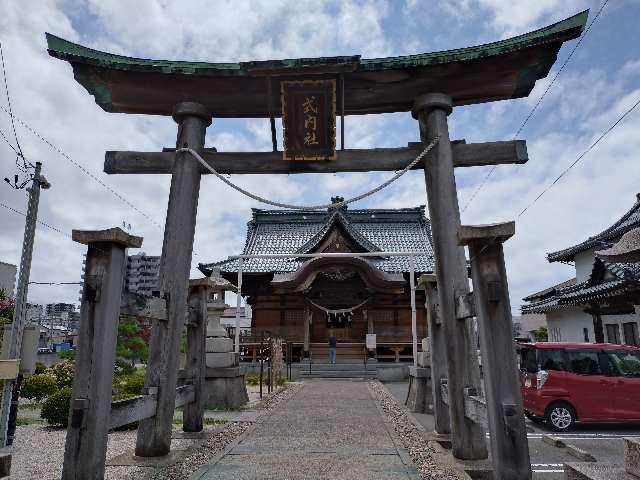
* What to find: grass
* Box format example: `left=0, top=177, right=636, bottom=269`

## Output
left=16, top=418, right=46, bottom=426
left=18, top=402, right=43, bottom=410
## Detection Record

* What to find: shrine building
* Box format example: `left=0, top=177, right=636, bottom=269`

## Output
left=199, top=198, right=433, bottom=362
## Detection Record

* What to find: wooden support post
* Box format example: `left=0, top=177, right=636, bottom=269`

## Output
left=591, top=305, right=604, bottom=343
left=62, top=227, right=143, bottom=480
left=183, top=279, right=208, bottom=432
left=136, top=102, right=211, bottom=457
left=413, top=93, right=487, bottom=460
left=459, top=222, right=531, bottom=480
left=303, top=309, right=311, bottom=360
left=420, top=274, right=451, bottom=435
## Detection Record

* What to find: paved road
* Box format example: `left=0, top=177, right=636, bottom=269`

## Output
left=191, top=380, right=418, bottom=479
left=385, top=382, right=640, bottom=480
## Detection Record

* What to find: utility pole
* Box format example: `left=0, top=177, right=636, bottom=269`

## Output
left=0, top=162, right=50, bottom=446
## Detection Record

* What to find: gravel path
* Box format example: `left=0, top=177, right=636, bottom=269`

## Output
left=368, top=381, right=467, bottom=480
left=8, top=383, right=300, bottom=480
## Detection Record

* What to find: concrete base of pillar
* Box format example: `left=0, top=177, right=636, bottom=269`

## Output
left=204, top=370, right=248, bottom=409
left=406, top=366, right=433, bottom=414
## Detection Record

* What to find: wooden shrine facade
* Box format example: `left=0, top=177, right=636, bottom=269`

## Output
left=199, top=200, right=431, bottom=362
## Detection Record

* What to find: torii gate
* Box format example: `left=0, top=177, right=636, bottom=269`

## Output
left=47, top=9, right=587, bottom=479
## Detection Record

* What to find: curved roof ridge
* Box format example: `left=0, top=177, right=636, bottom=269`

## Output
left=548, top=195, right=640, bottom=263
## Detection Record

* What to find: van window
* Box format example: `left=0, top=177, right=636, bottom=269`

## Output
left=567, top=350, right=602, bottom=375
left=538, top=349, right=565, bottom=371
left=520, top=348, right=538, bottom=373
left=606, top=350, right=640, bottom=377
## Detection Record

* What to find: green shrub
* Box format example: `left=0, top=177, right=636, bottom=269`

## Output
left=114, top=358, right=135, bottom=376
left=34, top=362, right=47, bottom=374
left=41, top=387, right=72, bottom=427
left=115, top=372, right=145, bottom=396
left=21, top=373, right=57, bottom=402
left=245, top=373, right=259, bottom=386
left=50, top=360, right=74, bottom=388
left=275, top=376, right=287, bottom=387
left=58, top=350, right=76, bottom=360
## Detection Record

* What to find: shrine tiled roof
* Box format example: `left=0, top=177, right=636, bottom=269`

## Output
left=521, top=261, right=640, bottom=314
left=199, top=205, right=435, bottom=276
left=547, top=194, right=640, bottom=263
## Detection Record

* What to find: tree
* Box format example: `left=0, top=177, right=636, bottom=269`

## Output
left=116, top=316, right=149, bottom=365
left=0, top=289, right=15, bottom=345
left=532, top=326, right=548, bottom=342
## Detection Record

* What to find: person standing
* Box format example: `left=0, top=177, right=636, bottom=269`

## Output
left=328, top=331, right=337, bottom=364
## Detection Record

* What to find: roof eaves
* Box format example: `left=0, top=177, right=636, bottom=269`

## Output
left=547, top=197, right=640, bottom=263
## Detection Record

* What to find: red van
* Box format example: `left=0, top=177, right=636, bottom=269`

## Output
left=519, top=342, right=640, bottom=431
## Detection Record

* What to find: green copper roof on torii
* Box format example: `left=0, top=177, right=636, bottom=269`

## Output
left=45, top=10, right=588, bottom=116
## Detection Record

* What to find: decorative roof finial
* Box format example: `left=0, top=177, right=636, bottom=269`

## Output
left=329, top=196, right=347, bottom=211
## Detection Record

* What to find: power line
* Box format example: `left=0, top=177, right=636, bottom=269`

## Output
left=517, top=95, right=640, bottom=218
left=0, top=199, right=67, bottom=236
left=0, top=39, right=31, bottom=172
left=29, top=282, right=81, bottom=285
left=460, top=1, right=610, bottom=213
left=0, top=103, right=163, bottom=229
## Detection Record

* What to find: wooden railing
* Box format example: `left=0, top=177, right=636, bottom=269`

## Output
left=109, top=384, right=195, bottom=430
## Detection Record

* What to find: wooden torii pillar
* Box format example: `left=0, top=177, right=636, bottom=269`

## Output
left=413, top=93, right=487, bottom=460
left=136, top=102, right=212, bottom=457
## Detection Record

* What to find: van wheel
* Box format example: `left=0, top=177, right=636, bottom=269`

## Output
left=524, top=410, right=544, bottom=424
left=545, top=402, right=576, bottom=432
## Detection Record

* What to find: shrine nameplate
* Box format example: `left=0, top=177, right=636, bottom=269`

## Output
left=281, top=79, right=336, bottom=161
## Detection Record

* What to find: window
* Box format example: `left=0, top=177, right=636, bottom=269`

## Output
left=520, top=348, right=538, bottom=373
left=567, top=350, right=602, bottom=376
left=623, top=322, right=639, bottom=346
left=583, top=328, right=589, bottom=342
left=606, top=324, right=621, bottom=344
left=606, top=350, right=640, bottom=377
left=538, top=349, right=566, bottom=371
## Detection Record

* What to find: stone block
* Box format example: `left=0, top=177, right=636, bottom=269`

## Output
left=417, top=351, right=431, bottom=367
left=205, top=366, right=243, bottom=378
left=407, top=367, right=433, bottom=414
left=204, top=375, right=249, bottom=409
left=205, top=352, right=236, bottom=368
left=0, top=454, right=10, bottom=477
left=421, top=338, right=429, bottom=352
left=625, top=437, right=640, bottom=476
left=206, top=337, right=233, bottom=353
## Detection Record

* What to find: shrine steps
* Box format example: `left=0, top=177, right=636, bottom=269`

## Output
left=297, top=362, right=377, bottom=379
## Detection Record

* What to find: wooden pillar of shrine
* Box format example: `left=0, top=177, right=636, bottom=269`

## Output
left=421, top=274, right=450, bottom=435
left=303, top=308, right=311, bottom=360
left=459, top=222, right=531, bottom=479
left=413, top=93, right=487, bottom=460
left=136, top=102, right=211, bottom=457
left=183, top=279, right=209, bottom=432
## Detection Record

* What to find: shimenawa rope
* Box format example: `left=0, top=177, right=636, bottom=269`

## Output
left=177, top=137, right=439, bottom=211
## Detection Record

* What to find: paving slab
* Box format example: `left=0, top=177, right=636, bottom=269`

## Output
left=191, top=380, right=418, bottom=479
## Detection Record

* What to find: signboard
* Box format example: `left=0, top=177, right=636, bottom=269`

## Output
left=281, top=79, right=336, bottom=161
left=366, top=334, right=377, bottom=350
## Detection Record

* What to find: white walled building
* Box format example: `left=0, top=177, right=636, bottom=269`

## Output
left=522, top=194, right=640, bottom=346
left=0, top=261, right=16, bottom=296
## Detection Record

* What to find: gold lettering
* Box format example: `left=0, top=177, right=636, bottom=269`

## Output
left=304, top=131, right=319, bottom=145
left=303, top=96, right=318, bottom=114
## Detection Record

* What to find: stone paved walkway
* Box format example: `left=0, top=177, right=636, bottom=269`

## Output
left=191, top=380, right=418, bottom=479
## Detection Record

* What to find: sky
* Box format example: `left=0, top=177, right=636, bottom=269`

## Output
left=1, top=0, right=639, bottom=314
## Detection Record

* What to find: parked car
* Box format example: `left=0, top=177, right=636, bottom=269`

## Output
left=518, top=342, right=640, bottom=431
